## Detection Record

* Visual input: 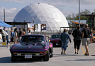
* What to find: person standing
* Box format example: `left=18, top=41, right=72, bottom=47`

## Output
left=1, top=29, right=6, bottom=42
left=82, top=24, right=92, bottom=56
left=60, top=29, right=71, bottom=54
left=22, top=29, right=26, bottom=36
left=27, top=30, right=31, bottom=35
left=72, top=25, right=82, bottom=54
left=18, top=28, right=22, bottom=41
left=5, top=31, right=10, bottom=46
left=13, top=28, right=18, bottom=44
left=10, top=30, right=14, bottom=43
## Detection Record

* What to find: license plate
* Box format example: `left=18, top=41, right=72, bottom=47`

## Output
left=17, top=53, right=21, bottom=56
left=56, top=43, right=59, bottom=45
left=25, top=55, right=32, bottom=58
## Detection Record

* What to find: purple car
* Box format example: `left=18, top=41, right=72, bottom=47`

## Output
left=10, top=34, right=53, bottom=61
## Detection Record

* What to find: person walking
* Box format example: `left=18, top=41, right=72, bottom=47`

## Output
left=18, top=28, right=22, bottom=41
left=82, top=24, right=92, bottom=56
left=72, top=25, right=82, bottom=54
left=60, top=29, right=71, bottom=54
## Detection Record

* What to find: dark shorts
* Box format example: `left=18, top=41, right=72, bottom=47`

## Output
left=74, top=39, right=81, bottom=49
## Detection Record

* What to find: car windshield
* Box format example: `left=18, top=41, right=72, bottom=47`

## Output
left=51, top=35, right=60, bottom=39
left=20, top=36, right=45, bottom=43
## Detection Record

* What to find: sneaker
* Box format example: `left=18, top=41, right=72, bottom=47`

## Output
left=75, top=52, right=76, bottom=54
left=61, top=52, right=63, bottom=54
left=84, top=53, right=89, bottom=56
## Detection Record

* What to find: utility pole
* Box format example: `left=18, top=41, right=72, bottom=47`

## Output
left=79, top=0, right=80, bottom=26
left=4, top=9, right=5, bottom=22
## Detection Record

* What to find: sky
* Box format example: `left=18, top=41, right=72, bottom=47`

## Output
left=0, top=0, right=95, bottom=22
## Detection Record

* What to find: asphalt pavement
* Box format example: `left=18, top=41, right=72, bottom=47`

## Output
left=0, top=35, right=95, bottom=66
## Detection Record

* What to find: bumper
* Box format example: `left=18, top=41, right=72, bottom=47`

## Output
left=12, top=53, right=44, bottom=57
left=10, top=50, right=48, bottom=57
left=51, top=41, right=61, bottom=46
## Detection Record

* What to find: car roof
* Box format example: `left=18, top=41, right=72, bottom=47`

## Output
left=22, top=34, right=45, bottom=37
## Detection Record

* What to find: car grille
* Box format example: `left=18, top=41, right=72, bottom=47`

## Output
left=12, top=51, right=44, bottom=56
left=57, top=41, right=61, bottom=44
left=14, top=53, right=43, bottom=56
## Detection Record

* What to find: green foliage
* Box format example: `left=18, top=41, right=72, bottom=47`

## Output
left=66, top=9, right=91, bottom=20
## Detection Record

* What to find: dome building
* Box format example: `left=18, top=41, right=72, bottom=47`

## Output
left=14, top=3, right=69, bottom=32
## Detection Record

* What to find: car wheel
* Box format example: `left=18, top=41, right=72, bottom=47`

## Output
left=11, top=55, right=16, bottom=62
left=43, top=51, right=49, bottom=61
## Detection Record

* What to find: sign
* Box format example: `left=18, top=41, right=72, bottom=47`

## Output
left=0, top=27, right=3, bottom=29
left=41, top=24, right=46, bottom=30
left=35, top=24, right=41, bottom=32
left=28, top=23, right=34, bottom=32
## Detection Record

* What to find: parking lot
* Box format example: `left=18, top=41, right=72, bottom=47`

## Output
left=0, top=35, right=95, bottom=66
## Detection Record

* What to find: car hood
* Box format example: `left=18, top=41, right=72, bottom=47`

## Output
left=10, top=42, right=48, bottom=52
left=50, top=38, right=61, bottom=42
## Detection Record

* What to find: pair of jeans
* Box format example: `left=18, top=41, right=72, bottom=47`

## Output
left=62, top=42, right=68, bottom=50
left=6, top=35, right=10, bottom=45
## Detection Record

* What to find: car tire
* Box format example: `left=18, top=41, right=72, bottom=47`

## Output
left=11, top=55, right=16, bottom=62
left=43, top=51, right=49, bottom=61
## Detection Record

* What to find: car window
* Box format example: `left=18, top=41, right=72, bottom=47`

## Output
left=20, top=36, right=45, bottom=43
left=51, top=35, right=60, bottom=38
left=93, top=34, right=95, bottom=36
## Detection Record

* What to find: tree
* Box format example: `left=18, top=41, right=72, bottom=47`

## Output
left=66, top=9, right=91, bottom=20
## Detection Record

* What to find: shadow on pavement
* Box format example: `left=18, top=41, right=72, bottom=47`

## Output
left=91, top=55, right=95, bottom=56
left=53, top=54, right=83, bottom=57
left=74, top=59, right=95, bottom=61
left=0, top=56, right=46, bottom=63
left=66, top=59, right=95, bottom=61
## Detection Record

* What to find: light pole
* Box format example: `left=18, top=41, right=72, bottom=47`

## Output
left=79, top=0, right=80, bottom=26
left=33, top=18, right=34, bottom=23
left=33, top=18, right=35, bottom=32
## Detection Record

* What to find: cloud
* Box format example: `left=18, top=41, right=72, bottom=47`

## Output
left=0, top=7, right=20, bottom=21
left=0, top=0, right=95, bottom=21
left=4, top=0, right=25, bottom=4
left=42, top=0, right=95, bottom=16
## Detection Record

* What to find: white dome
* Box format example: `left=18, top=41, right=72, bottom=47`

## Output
left=14, top=3, right=69, bottom=32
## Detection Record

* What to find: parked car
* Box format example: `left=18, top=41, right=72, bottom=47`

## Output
left=50, top=34, right=61, bottom=46
left=0, top=34, right=3, bottom=46
left=10, top=34, right=53, bottom=61
left=93, top=34, right=95, bottom=43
